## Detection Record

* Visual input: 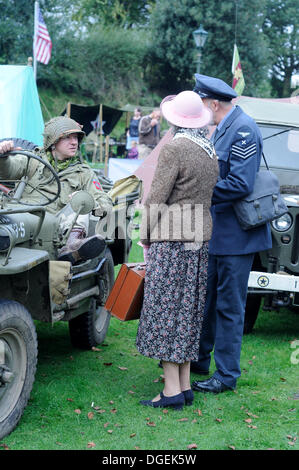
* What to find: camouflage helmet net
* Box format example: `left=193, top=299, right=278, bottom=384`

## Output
left=43, top=116, right=85, bottom=150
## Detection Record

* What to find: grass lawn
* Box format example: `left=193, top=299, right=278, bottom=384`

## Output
left=1, top=225, right=298, bottom=451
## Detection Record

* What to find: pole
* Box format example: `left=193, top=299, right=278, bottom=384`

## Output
left=33, top=1, right=39, bottom=80
left=197, top=50, right=202, bottom=74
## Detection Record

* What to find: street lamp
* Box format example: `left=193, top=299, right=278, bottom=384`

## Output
left=193, top=24, right=208, bottom=74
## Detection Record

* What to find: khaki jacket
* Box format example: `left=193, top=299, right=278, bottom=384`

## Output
left=0, top=151, right=112, bottom=216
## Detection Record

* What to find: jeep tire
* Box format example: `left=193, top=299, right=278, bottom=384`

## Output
left=0, top=300, right=38, bottom=440
left=68, top=248, right=115, bottom=349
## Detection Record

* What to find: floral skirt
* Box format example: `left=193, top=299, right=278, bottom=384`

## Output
left=136, top=241, right=209, bottom=364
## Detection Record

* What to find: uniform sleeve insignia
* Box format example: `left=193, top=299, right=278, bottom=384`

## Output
left=231, top=143, right=257, bottom=159
left=93, top=179, right=103, bottom=190
left=237, top=131, right=250, bottom=137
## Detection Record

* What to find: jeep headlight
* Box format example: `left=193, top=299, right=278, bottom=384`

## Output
left=271, top=213, right=293, bottom=232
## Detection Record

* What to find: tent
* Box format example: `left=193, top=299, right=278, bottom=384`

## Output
left=61, top=102, right=123, bottom=136
left=0, top=65, right=44, bottom=146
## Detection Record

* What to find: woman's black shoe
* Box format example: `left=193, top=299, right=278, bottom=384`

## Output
left=182, top=389, right=194, bottom=406
left=140, top=392, right=184, bottom=410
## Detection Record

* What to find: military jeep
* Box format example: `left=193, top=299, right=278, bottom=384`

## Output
left=0, top=141, right=140, bottom=439
left=239, top=98, right=299, bottom=333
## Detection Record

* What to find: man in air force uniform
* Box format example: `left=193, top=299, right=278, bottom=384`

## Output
left=191, top=74, right=272, bottom=393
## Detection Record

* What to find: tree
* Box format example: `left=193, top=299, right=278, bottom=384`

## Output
left=71, top=0, right=155, bottom=28
left=147, top=0, right=270, bottom=97
left=263, top=0, right=299, bottom=97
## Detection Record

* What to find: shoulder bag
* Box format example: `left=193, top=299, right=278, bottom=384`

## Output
left=233, top=153, right=288, bottom=231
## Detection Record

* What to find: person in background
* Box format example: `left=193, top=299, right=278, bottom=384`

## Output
left=126, top=107, right=142, bottom=152
left=127, top=140, right=139, bottom=159
left=136, top=91, right=219, bottom=410
left=0, top=116, right=112, bottom=264
left=191, top=74, right=272, bottom=394
left=137, top=108, right=161, bottom=159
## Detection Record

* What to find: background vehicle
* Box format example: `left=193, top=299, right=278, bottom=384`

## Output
left=0, top=142, right=140, bottom=439
left=238, top=98, right=299, bottom=333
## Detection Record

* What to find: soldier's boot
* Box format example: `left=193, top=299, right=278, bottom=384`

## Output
left=58, top=228, right=106, bottom=265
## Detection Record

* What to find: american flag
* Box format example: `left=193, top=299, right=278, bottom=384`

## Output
left=34, top=5, right=52, bottom=64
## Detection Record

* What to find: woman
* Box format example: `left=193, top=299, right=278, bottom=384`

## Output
left=126, top=107, right=142, bottom=151
left=136, top=91, right=219, bottom=410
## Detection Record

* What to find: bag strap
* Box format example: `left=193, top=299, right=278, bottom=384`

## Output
left=262, top=152, right=269, bottom=170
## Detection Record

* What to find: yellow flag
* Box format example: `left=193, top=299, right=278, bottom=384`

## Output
left=232, top=44, right=245, bottom=95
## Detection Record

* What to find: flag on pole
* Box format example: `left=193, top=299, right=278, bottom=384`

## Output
left=34, top=4, right=52, bottom=65
left=232, top=44, right=245, bottom=95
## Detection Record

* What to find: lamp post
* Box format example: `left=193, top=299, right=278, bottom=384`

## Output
left=193, top=24, right=208, bottom=74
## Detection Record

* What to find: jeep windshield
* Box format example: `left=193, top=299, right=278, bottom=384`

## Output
left=258, top=124, right=299, bottom=171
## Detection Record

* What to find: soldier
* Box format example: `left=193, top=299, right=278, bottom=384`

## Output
left=0, top=116, right=113, bottom=264
left=191, top=74, right=272, bottom=393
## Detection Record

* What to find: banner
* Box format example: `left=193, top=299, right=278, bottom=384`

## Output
left=232, top=44, right=245, bottom=95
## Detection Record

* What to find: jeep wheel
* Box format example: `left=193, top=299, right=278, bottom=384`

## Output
left=68, top=248, right=115, bottom=349
left=0, top=301, right=37, bottom=440
left=243, top=294, right=262, bottom=334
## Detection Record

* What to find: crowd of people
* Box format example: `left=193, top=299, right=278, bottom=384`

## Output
left=0, top=73, right=271, bottom=412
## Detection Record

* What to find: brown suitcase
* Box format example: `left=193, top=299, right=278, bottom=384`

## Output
left=104, top=262, right=146, bottom=321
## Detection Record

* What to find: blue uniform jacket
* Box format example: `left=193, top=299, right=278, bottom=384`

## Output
left=209, top=106, right=272, bottom=255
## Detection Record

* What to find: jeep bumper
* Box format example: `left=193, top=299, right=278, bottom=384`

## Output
left=248, top=271, right=299, bottom=293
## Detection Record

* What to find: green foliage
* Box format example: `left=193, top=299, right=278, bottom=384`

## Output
left=263, top=0, right=299, bottom=97
left=147, top=0, right=270, bottom=97
left=146, top=0, right=202, bottom=95
left=0, top=0, right=35, bottom=64
left=71, top=0, right=155, bottom=28
left=38, top=26, right=153, bottom=107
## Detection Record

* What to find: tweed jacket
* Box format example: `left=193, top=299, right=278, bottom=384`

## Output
left=140, top=136, right=219, bottom=244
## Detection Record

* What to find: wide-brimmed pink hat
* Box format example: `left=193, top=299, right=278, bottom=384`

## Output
left=160, top=90, right=211, bottom=128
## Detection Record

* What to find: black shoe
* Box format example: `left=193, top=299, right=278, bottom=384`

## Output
left=192, top=377, right=233, bottom=394
left=190, top=362, right=210, bottom=375
left=182, top=389, right=194, bottom=406
left=140, top=392, right=184, bottom=410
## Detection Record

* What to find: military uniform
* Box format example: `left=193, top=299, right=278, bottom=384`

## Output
left=0, top=116, right=112, bottom=264
left=0, top=150, right=112, bottom=217
left=191, top=75, right=272, bottom=391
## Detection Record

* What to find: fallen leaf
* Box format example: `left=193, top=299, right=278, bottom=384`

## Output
left=74, top=409, right=81, bottom=414
left=87, top=412, right=94, bottom=420
left=244, top=418, right=252, bottom=423
left=0, top=443, right=10, bottom=450
left=107, top=430, right=113, bottom=434
left=104, top=363, right=113, bottom=366
left=280, top=377, right=286, bottom=382
left=96, top=409, right=106, bottom=414
left=110, top=408, right=117, bottom=413
left=195, top=409, right=202, bottom=416
left=128, top=390, right=135, bottom=394
left=104, top=422, right=110, bottom=428
left=216, top=418, right=222, bottom=423
left=87, top=442, right=96, bottom=448
left=162, top=409, right=168, bottom=414
left=130, top=433, right=136, bottom=438
left=288, top=441, right=295, bottom=446
left=228, top=445, right=236, bottom=450
left=109, top=400, right=114, bottom=404
left=67, top=398, right=74, bottom=402
left=178, top=418, right=188, bottom=422
left=118, top=366, right=128, bottom=371
left=91, top=347, right=101, bottom=351
left=147, top=421, right=156, bottom=427
left=187, top=443, right=197, bottom=449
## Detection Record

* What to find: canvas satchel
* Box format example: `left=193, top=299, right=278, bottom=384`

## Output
left=233, top=153, right=288, bottom=231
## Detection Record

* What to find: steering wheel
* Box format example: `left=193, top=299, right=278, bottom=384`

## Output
left=0, top=149, right=61, bottom=207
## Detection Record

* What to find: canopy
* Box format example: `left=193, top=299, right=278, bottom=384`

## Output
left=234, top=96, right=299, bottom=128
left=0, top=65, right=44, bottom=145
left=61, top=103, right=123, bottom=136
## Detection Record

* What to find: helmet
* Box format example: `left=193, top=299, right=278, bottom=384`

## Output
left=43, top=116, right=85, bottom=150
